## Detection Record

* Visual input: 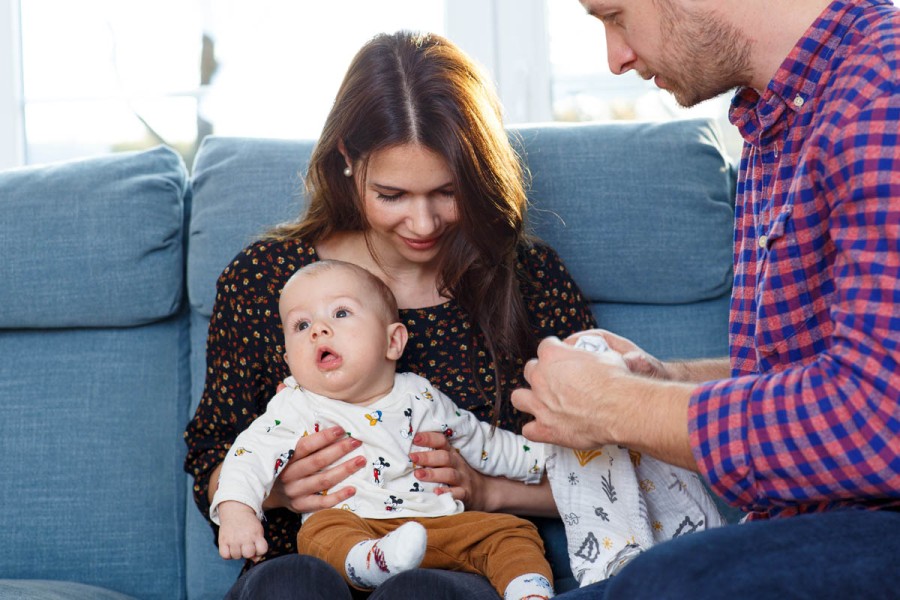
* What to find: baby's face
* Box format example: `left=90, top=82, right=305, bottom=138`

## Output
left=279, top=267, right=401, bottom=403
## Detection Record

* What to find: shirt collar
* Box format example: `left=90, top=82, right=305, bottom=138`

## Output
left=729, top=0, right=881, bottom=141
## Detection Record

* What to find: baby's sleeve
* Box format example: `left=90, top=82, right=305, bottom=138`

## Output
left=427, top=384, right=546, bottom=484
left=209, top=390, right=305, bottom=523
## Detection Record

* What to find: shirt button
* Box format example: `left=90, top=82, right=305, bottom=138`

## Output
left=758, top=235, right=768, bottom=249
left=793, top=95, right=804, bottom=108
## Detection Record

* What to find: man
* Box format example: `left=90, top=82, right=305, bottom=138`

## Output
left=512, top=0, right=900, bottom=597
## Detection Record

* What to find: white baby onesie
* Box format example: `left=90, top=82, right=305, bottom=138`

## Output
left=211, top=371, right=545, bottom=523
left=545, top=336, right=726, bottom=586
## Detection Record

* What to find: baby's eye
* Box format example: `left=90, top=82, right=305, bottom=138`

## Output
left=334, top=309, right=350, bottom=319
left=295, top=320, right=310, bottom=331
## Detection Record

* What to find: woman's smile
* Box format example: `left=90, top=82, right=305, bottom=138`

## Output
left=400, top=235, right=440, bottom=252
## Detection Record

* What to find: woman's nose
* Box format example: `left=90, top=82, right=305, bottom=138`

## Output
left=408, top=198, right=440, bottom=236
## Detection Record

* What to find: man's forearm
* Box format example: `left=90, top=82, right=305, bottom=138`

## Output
left=668, top=357, right=731, bottom=384
left=612, top=375, right=700, bottom=471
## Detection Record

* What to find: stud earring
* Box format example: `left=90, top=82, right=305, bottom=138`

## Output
left=343, top=166, right=352, bottom=177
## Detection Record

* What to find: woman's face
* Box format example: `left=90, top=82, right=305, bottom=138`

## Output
left=357, top=143, right=459, bottom=269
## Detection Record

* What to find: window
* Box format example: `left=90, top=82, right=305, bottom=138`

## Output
left=4, top=0, right=899, bottom=169
left=546, top=1, right=742, bottom=159
left=15, top=0, right=445, bottom=166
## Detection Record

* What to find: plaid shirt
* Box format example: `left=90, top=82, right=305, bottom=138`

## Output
left=689, top=0, right=900, bottom=520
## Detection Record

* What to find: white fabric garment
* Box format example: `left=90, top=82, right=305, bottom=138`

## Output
left=546, top=337, right=726, bottom=586
left=211, top=372, right=545, bottom=523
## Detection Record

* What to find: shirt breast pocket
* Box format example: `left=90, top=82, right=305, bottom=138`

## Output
left=754, top=206, right=821, bottom=370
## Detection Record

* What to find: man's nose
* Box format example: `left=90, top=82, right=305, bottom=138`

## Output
left=605, top=27, right=637, bottom=75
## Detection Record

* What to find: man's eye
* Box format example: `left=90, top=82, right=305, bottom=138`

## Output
left=600, top=13, right=620, bottom=26
left=335, top=309, right=349, bottom=318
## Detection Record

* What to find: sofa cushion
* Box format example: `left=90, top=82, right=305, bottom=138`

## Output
left=0, top=580, right=137, bottom=599
left=514, top=118, right=734, bottom=306
left=188, top=137, right=315, bottom=319
left=0, top=146, right=187, bottom=328
left=0, top=325, right=190, bottom=600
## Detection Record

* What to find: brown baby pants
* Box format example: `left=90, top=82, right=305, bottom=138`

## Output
left=297, top=508, right=552, bottom=596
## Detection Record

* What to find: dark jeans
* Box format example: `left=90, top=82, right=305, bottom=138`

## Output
left=556, top=509, right=900, bottom=599
left=224, top=555, right=500, bottom=599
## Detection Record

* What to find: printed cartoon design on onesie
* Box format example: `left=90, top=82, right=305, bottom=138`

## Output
left=232, top=447, right=252, bottom=457
left=384, top=495, right=404, bottom=512
left=365, top=410, right=383, bottom=426
left=440, top=423, right=454, bottom=438
left=372, top=456, right=390, bottom=487
left=273, top=449, right=294, bottom=477
left=400, top=408, right=414, bottom=439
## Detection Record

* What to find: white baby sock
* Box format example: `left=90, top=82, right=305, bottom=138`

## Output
left=504, top=573, right=554, bottom=599
left=344, top=521, right=427, bottom=589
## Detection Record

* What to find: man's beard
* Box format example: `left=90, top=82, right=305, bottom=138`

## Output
left=653, top=0, right=752, bottom=107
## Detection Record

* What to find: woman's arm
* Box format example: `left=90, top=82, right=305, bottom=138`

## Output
left=409, top=431, right=559, bottom=517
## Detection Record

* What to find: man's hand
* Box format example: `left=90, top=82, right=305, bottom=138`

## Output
left=512, top=336, right=631, bottom=449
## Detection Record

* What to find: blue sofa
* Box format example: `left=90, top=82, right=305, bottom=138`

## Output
left=0, top=118, right=736, bottom=599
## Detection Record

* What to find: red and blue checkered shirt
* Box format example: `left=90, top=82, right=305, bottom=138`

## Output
left=688, top=0, right=900, bottom=520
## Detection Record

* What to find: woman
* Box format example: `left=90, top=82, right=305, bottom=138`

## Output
left=184, top=30, right=596, bottom=598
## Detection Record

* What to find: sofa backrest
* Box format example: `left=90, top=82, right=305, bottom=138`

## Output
left=185, top=118, right=735, bottom=599
left=0, top=147, right=190, bottom=599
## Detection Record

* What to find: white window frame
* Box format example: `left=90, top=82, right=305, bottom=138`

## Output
left=446, top=0, right=552, bottom=126
left=0, top=0, right=551, bottom=169
left=1, top=0, right=24, bottom=169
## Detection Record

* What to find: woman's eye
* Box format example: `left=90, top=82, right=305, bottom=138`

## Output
left=334, top=309, right=349, bottom=318
left=376, top=192, right=402, bottom=202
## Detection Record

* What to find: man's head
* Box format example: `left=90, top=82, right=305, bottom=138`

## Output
left=580, top=0, right=752, bottom=107
left=279, top=260, right=408, bottom=404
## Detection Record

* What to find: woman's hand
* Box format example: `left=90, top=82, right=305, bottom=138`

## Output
left=409, top=431, right=559, bottom=516
left=408, top=431, right=491, bottom=511
left=263, top=425, right=366, bottom=513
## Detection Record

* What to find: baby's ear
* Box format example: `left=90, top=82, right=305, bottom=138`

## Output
left=386, top=322, right=408, bottom=360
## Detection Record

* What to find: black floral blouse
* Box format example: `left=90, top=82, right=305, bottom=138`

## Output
left=183, top=237, right=596, bottom=567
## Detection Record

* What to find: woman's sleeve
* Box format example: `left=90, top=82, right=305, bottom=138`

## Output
left=519, top=241, right=598, bottom=339
left=183, top=244, right=281, bottom=526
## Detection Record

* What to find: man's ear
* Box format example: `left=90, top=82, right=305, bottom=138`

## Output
left=386, top=322, right=408, bottom=360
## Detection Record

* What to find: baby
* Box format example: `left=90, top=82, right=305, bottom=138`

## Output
left=211, top=259, right=554, bottom=600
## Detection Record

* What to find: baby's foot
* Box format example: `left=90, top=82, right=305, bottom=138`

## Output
left=345, top=522, right=427, bottom=589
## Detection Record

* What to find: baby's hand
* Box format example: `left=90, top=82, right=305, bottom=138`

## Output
left=217, top=501, right=268, bottom=561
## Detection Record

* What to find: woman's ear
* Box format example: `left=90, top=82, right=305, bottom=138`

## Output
left=337, top=139, right=353, bottom=173
left=385, top=322, right=409, bottom=360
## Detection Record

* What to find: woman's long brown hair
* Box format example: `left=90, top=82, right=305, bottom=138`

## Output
left=266, top=31, right=535, bottom=421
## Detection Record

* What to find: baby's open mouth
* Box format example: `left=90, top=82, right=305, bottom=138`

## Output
left=317, top=347, right=342, bottom=369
